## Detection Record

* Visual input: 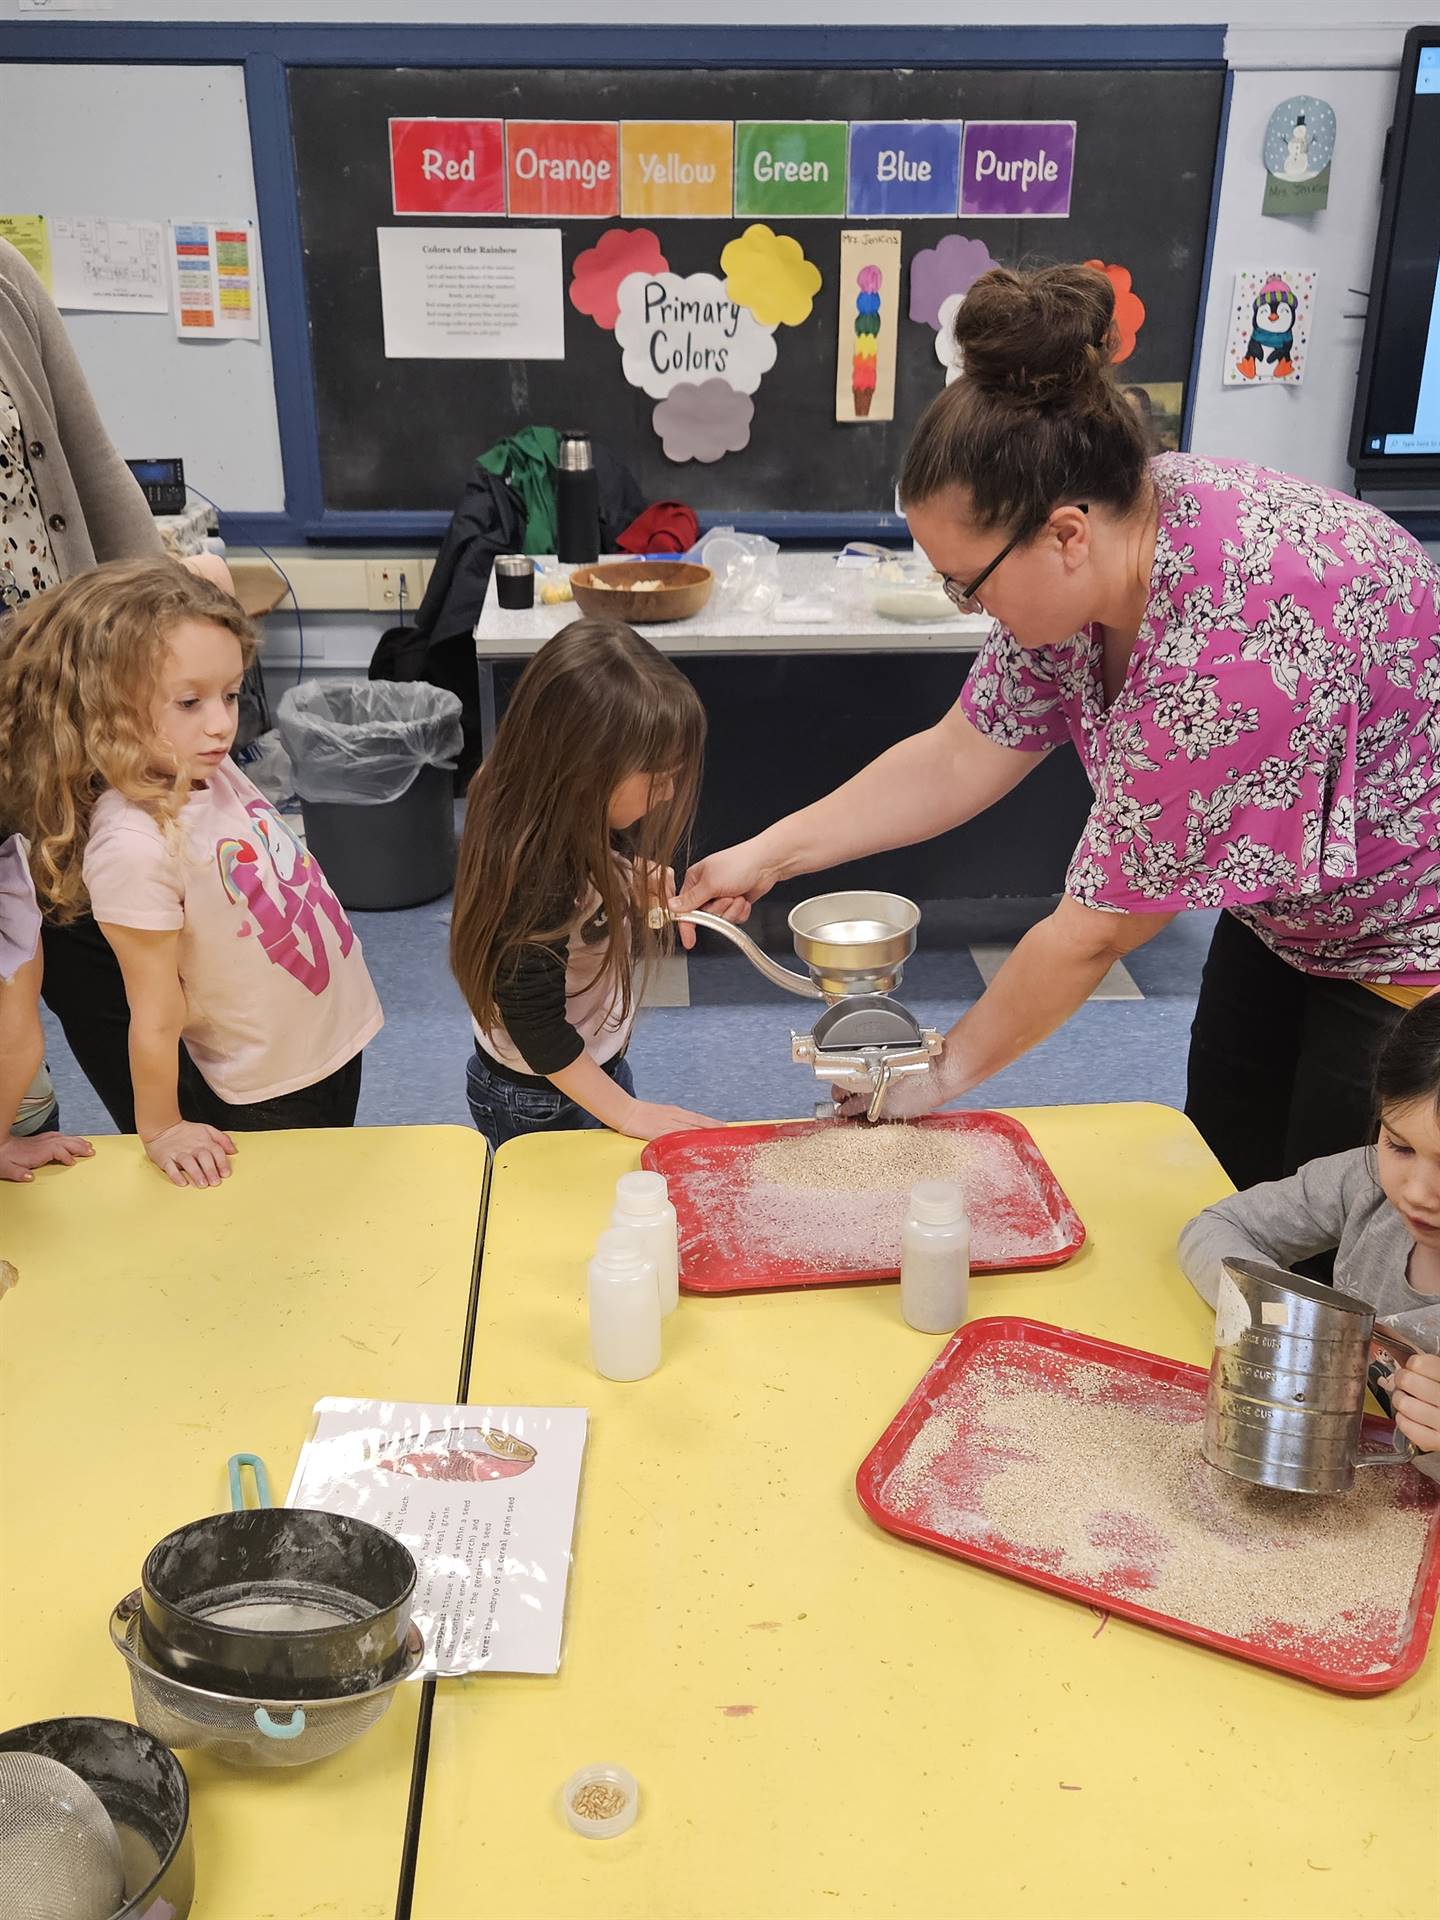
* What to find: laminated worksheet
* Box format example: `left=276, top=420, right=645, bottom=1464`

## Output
left=287, top=1398, right=587, bottom=1675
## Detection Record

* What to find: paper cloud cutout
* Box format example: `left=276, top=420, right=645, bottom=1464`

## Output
left=935, top=291, right=967, bottom=384
left=569, top=227, right=669, bottom=331
left=615, top=270, right=777, bottom=401
left=652, top=379, right=755, bottom=463
left=909, top=234, right=997, bottom=330
left=720, top=224, right=823, bottom=328
left=1082, top=260, right=1146, bottom=364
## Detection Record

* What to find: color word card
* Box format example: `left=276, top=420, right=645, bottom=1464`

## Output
left=390, top=118, right=506, bottom=216
left=734, top=122, right=848, bottom=218
left=506, top=122, right=619, bottom=217
left=847, top=122, right=963, bottom=217
left=960, top=121, right=1075, bottom=218
left=621, top=122, right=734, bottom=217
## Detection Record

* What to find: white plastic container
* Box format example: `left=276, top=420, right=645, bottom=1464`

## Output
left=611, top=1170, right=679, bottom=1316
left=561, top=1762, right=639, bottom=1838
left=588, top=1227, right=661, bottom=1381
left=900, top=1179, right=971, bottom=1334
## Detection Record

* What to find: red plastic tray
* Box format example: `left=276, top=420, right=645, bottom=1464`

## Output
left=642, top=1113, right=1085, bottom=1295
left=856, top=1317, right=1440, bottom=1694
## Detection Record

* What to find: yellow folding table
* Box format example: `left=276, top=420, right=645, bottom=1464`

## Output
left=0, top=1125, right=487, bottom=1920
left=411, top=1104, right=1439, bottom=1920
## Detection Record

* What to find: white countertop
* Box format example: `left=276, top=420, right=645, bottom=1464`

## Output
left=473, top=551, right=993, bottom=656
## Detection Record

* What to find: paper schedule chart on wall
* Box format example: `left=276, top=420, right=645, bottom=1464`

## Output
left=734, top=123, right=847, bottom=218
left=377, top=227, right=564, bottom=360
left=835, top=229, right=900, bottom=423
left=390, top=119, right=506, bottom=217
left=620, top=123, right=734, bottom=218
left=848, top=123, right=963, bottom=218
left=170, top=221, right=259, bottom=340
left=506, top=122, right=618, bottom=218
left=960, top=122, right=1075, bottom=218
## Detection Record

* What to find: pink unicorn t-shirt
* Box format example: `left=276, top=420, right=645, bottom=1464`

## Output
left=84, top=759, right=383, bottom=1103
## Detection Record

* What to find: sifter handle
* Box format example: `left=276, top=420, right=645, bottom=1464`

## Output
left=229, top=1452, right=273, bottom=1510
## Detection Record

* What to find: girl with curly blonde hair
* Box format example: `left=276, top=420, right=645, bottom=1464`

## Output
left=0, top=559, right=381, bottom=1187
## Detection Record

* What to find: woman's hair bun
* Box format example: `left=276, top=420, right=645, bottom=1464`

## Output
left=953, top=264, right=1117, bottom=408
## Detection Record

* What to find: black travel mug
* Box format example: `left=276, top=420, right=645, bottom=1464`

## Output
left=556, top=432, right=601, bottom=565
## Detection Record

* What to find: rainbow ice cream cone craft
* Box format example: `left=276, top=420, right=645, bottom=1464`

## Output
left=852, top=264, right=882, bottom=417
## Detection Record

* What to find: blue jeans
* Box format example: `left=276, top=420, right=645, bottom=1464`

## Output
left=465, top=1046, right=635, bottom=1153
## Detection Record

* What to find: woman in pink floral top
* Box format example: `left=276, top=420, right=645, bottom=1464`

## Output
left=675, top=264, right=1440, bottom=1189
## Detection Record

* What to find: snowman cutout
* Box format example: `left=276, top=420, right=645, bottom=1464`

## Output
left=1281, top=113, right=1315, bottom=181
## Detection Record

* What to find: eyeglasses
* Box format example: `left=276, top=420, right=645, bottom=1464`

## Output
left=942, top=503, right=1088, bottom=615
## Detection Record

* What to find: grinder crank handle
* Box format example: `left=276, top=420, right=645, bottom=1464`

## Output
left=649, top=906, right=823, bottom=1000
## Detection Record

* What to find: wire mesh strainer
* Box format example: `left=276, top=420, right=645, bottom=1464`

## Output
left=109, top=1590, right=423, bottom=1769
left=0, top=1750, right=125, bottom=1920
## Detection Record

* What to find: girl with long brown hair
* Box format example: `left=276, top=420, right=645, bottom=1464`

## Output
left=0, top=558, right=382, bottom=1187
left=450, top=617, right=717, bottom=1149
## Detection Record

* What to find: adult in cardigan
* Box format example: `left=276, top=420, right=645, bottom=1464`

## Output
left=0, top=234, right=168, bottom=1133
left=675, top=264, right=1440, bottom=1190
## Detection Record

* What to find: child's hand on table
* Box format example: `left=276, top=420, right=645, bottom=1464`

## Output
left=0, top=1130, right=95, bottom=1182
left=143, top=1120, right=238, bottom=1190
left=1393, top=1353, right=1440, bottom=1454
left=619, top=1099, right=718, bottom=1143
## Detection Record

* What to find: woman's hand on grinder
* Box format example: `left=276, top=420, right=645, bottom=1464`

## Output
left=670, top=840, right=778, bottom=950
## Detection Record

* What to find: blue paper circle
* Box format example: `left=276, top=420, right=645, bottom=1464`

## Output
left=1263, top=94, right=1336, bottom=180
left=856, top=291, right=882, bottom=315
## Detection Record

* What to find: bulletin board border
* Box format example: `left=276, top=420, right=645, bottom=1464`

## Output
left=1, top=23, right=1229, bottom=548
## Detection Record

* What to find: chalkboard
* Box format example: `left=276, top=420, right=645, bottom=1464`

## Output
left=289, top=65, right=1224, bottom=519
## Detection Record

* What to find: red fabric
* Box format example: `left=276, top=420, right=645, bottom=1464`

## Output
left=615, top=502, right=698, bottom=555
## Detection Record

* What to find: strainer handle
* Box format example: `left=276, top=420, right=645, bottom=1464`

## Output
left=229, top=1452, right=273, bottom=1511
left=254, top=1707, right=306, bottom=1741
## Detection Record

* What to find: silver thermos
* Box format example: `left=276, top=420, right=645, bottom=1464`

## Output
left=556, top=432, right=600, bottom=565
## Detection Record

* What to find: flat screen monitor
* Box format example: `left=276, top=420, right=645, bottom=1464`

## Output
left=1350, top=28, right=1440, bottom=507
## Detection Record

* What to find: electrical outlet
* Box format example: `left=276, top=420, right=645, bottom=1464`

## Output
left=364, top=561, right=406, bottom=612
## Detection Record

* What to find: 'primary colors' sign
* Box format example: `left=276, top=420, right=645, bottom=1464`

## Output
left=614, top=270, right=777, bottom=399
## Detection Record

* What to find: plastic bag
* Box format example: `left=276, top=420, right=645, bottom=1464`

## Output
left=277, top=678, right=462, bottom=806
left=287, top=1396, right=586, bottom=1676
left=690, top=527, right=781, bottom=615
left=235, top=729, right=296, bottom=812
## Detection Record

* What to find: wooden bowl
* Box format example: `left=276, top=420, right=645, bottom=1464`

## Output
left=569, top=560, right=714, bottom=624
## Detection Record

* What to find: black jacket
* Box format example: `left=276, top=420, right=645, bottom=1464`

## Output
left=369, top=446, right=646, bottom=777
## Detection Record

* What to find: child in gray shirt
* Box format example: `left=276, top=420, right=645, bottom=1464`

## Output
left=1179, top=997, right=1440, bottom=1457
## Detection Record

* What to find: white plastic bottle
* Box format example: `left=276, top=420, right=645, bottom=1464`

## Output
left=900, top=1179, right=971, bottom=1334
left=588, top=1228, right=661, bottom=1381
left=611, top=1170, right=679, bottom=1316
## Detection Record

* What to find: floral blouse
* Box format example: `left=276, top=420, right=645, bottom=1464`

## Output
left=0, top=383, right=59, bottom=611
left=960, top=452, right=1440, bottom=983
